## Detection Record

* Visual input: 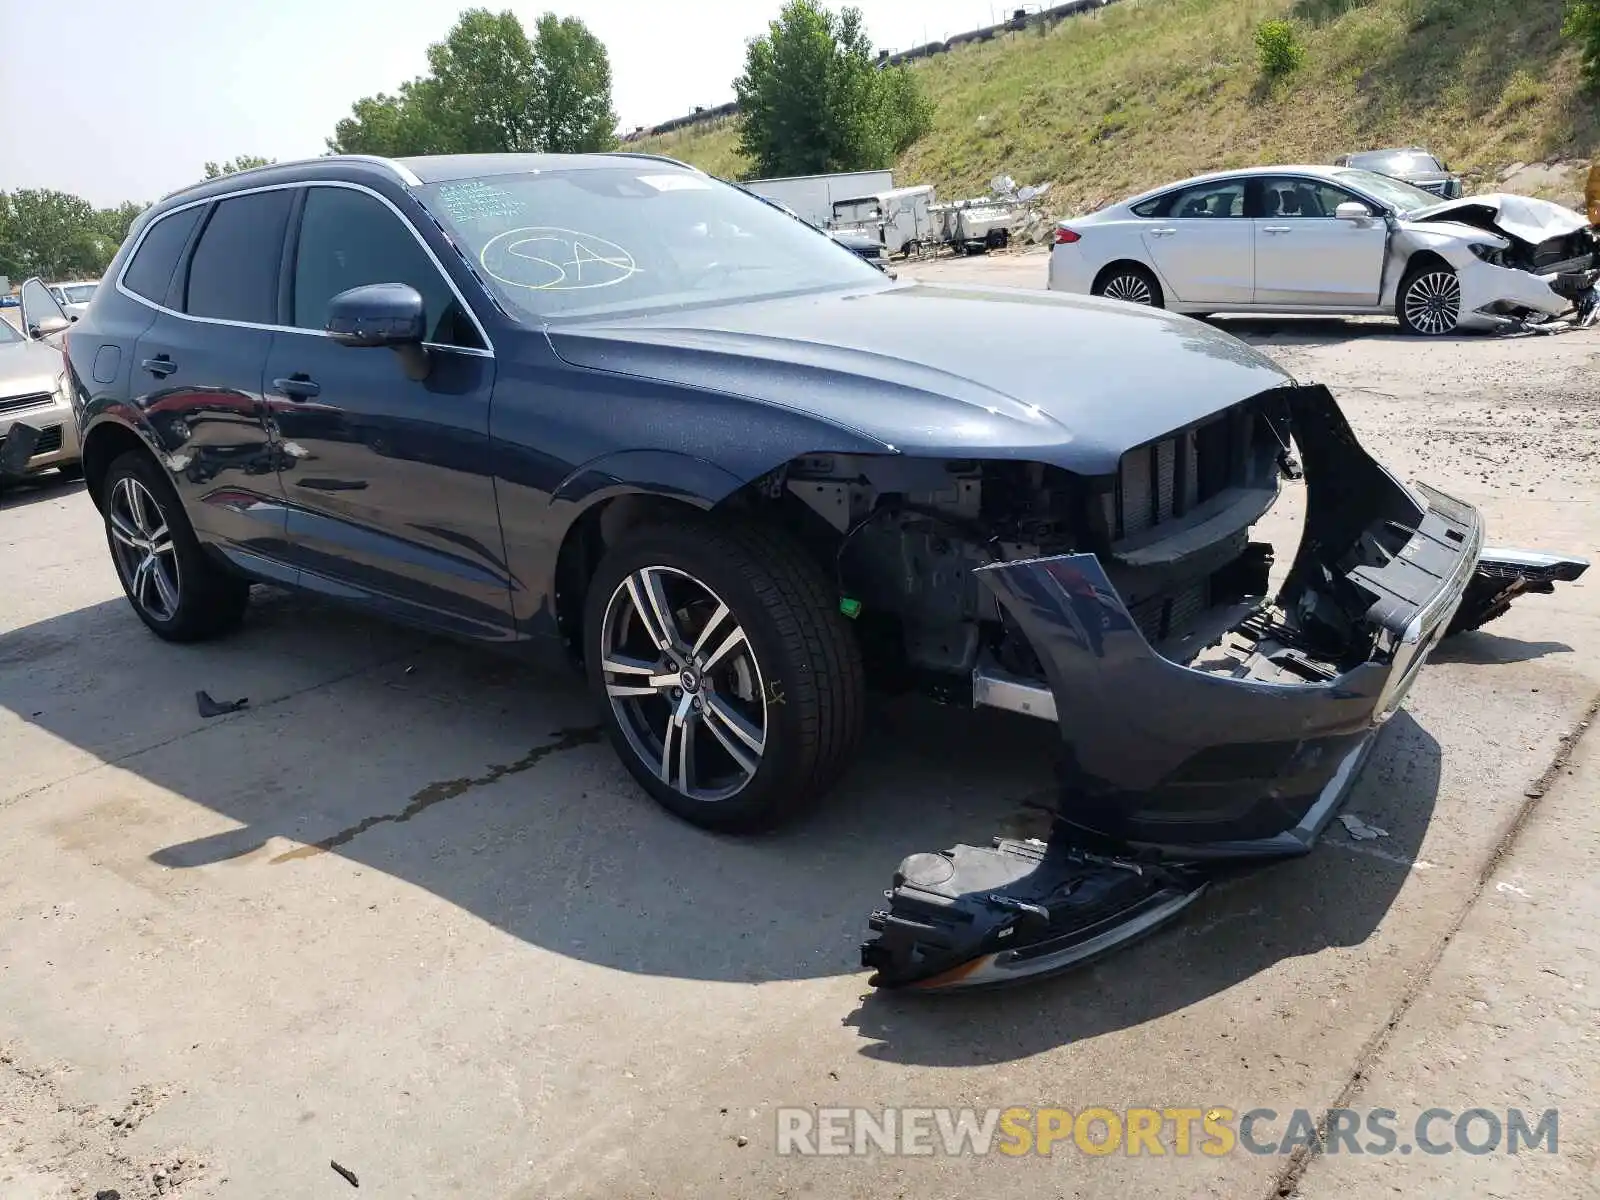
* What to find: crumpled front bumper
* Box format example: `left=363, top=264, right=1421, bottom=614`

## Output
left=861, top=384, right=1587, bottom=990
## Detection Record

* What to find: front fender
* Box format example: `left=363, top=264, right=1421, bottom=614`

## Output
left=551, top=448, right=747, bottom=509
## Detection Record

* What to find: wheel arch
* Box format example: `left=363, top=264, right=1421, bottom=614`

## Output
left=1092, top=259, right=1165, bottom=306
left=80, top=415, right=162, bottom=512
left=547, top=450, right=853, bottom=666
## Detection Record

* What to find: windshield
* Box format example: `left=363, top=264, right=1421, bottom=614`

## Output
left=60, top=284, right=97, bottom=304
left=1347, top=150, right=1444, bottom=175
left=417, top=166, right=886, bottom=322
left=1332, top=169, right=1444, bottom=214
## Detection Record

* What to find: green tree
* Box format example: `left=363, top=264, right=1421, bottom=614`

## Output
left=1564, top=1, right=1600, bottom=89
left=0, top=189, right=107, bottom=280
left=1254, top=19, right=1306, bottom=78
left=94, top=201, right=148, bottom=257
left=734, top=1, right=932, bottom=179
left=532, top=14, right=618, bottom=152
left=203, top=155, right=275, bottom=179
left=325, top=9, right=617, bottom=156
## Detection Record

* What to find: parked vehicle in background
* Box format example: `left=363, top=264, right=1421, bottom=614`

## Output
left=1047, top=164, right=1600, bottom=335
left=830, top=185, right=937, bottom=257
left=0, top=303, right=81, bottom=482
left=1333, top=148, right=1463, bottom=199
left=731, top=185, right=891, bottom=271
left=743, top=169, right=895, bottom=229
left=48, top=280, right=100, bottom=319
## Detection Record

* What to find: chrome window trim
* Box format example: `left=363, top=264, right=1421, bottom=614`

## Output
left=114, top=179, right=495, bottom=358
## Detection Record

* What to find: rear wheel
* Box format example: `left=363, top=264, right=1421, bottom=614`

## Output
left=1093, top=264, right=1163, bottom=308
left=103, top=451, right=249, bottom=641
left=583, top=518, right=865, bottom=832
left=1397, top=265, right=1462, bottom=336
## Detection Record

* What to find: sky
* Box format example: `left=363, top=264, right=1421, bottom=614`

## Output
left=1, top=0, right=1008, bottom=207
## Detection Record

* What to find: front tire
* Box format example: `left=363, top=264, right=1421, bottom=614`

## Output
left=103, top=451, right=250, bottom=642
left=1093, top=263, right=1164, bottom=308
left=1397, top=265, right=1462, bottom=336
left=583, top=518, right=865, bottom=832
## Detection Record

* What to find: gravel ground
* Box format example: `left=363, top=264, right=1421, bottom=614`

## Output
left=0, top=253, right=1596, bottom=1199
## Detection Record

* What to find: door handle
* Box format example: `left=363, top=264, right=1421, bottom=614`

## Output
left=272, top=374, right=321, bottom=401
left=1262, top=226, right=1293, bottom=234
left=1149, top=227, right=1178, bottom=237
left=141, top=355, right=177, bottom=378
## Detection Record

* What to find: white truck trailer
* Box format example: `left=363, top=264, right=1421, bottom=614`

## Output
left=743, top=170, right=895, bottom=230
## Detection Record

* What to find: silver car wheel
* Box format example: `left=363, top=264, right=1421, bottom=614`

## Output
left=108, top=476, right=182, bottom=622
left=599, top=565, right=768, bottom=804
left=1403, top=270, right=1462, bottom=335
left=1103, top=272, right=1155, bottom=306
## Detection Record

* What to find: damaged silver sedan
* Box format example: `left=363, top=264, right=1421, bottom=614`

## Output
left=1046, top=163, right=1600, bottom=335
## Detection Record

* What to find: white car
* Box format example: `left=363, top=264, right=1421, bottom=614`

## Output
left=47, top=280, right=99, bottom=319
left=1047, top=165, right=1599, bottom=335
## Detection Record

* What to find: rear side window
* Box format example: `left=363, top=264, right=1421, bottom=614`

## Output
left=184, top=190, right=293, bottom=324
left=291, top=186, right=482, bottom=348
left=1130, top=196, right=1164, bottom=218
left=122, top=206, right=204, bottom=303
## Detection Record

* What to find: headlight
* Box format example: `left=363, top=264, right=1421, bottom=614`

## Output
left=1469, top=243, right=1506, bottom=267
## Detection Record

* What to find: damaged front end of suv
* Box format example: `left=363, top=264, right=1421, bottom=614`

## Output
left=830, top=381, right=1586, bottom=991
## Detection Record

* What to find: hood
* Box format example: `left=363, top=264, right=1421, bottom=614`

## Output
left=544, top=283, right=1293, bottom=475
left=1410, top=192, right=1590, bottom=244
left=0, top=338, right=63, bottom=398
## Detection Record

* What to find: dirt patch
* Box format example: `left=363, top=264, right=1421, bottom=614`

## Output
left=0, top=1047, right=209, bottom=1199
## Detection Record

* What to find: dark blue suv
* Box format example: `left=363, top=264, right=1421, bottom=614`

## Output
left=63, top=153, right=1574, bottom=924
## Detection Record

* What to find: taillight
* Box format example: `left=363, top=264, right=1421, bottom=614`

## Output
left=1053, top=227, right=1081, bottom=245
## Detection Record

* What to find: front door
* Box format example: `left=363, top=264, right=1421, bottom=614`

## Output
left=1138, top=178, right=1253, bottom=304
left=1251, top=177, right=1388, bottom=306
left=268, top=183, right=512, bottom=639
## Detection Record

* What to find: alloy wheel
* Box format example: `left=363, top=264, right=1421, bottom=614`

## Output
left=1103, top=273, right=1154, bottom=305
left=108, top=476, right=182, bottom=622
left=599, top=566, right=768, bottom=803
left=1404, top=271, right=1461, bottom=335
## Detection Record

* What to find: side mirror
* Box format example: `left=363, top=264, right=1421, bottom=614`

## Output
left=326, top=283, right=430, bottom=381
left=1335, top=202, right=1374, bottom=222
left=28, top=315, right=71, bottom=340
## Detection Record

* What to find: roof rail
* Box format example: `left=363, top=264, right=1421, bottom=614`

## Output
left=158, top=154, right=420, bottom=202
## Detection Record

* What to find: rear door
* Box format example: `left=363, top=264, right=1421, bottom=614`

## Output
left=1250, top=176, right=1387, bottom=306
left=266, top=182, right=511, bottom=638
left=131, top=189, right=293, bottom=567
left=1137, top=178, right=1253, bottom=304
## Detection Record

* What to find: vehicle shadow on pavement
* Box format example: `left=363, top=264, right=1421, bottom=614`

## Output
left=844, top=710, right=1441, bottom=1065
left=1, top=592, right=1437, bottom=1046
left=0, top=475, right=86, bottom=511
left=1426, top=631, right=1574, bottom=665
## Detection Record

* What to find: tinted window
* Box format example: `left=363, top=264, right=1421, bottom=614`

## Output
left=416, top=167, right=885, bottom=322
left=292, top=186, right=481, bottom=348
left=123, top=206, right=205, bottom=303
left=1166, top=181, right=1246, bottom=219
left=184, top=190, right=293, bottom=323
left=1259, top=177, right=1361, bottom=219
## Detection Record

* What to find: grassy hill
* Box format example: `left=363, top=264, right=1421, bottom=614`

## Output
left=636, top=0, right=1596, bottom=215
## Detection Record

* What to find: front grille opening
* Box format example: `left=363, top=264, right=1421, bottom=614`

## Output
left=0, top=392, right=52, bottom=416
left=0, top=425, right=62, bottom=459
left=1115, top=411, right=1238, bottom=539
